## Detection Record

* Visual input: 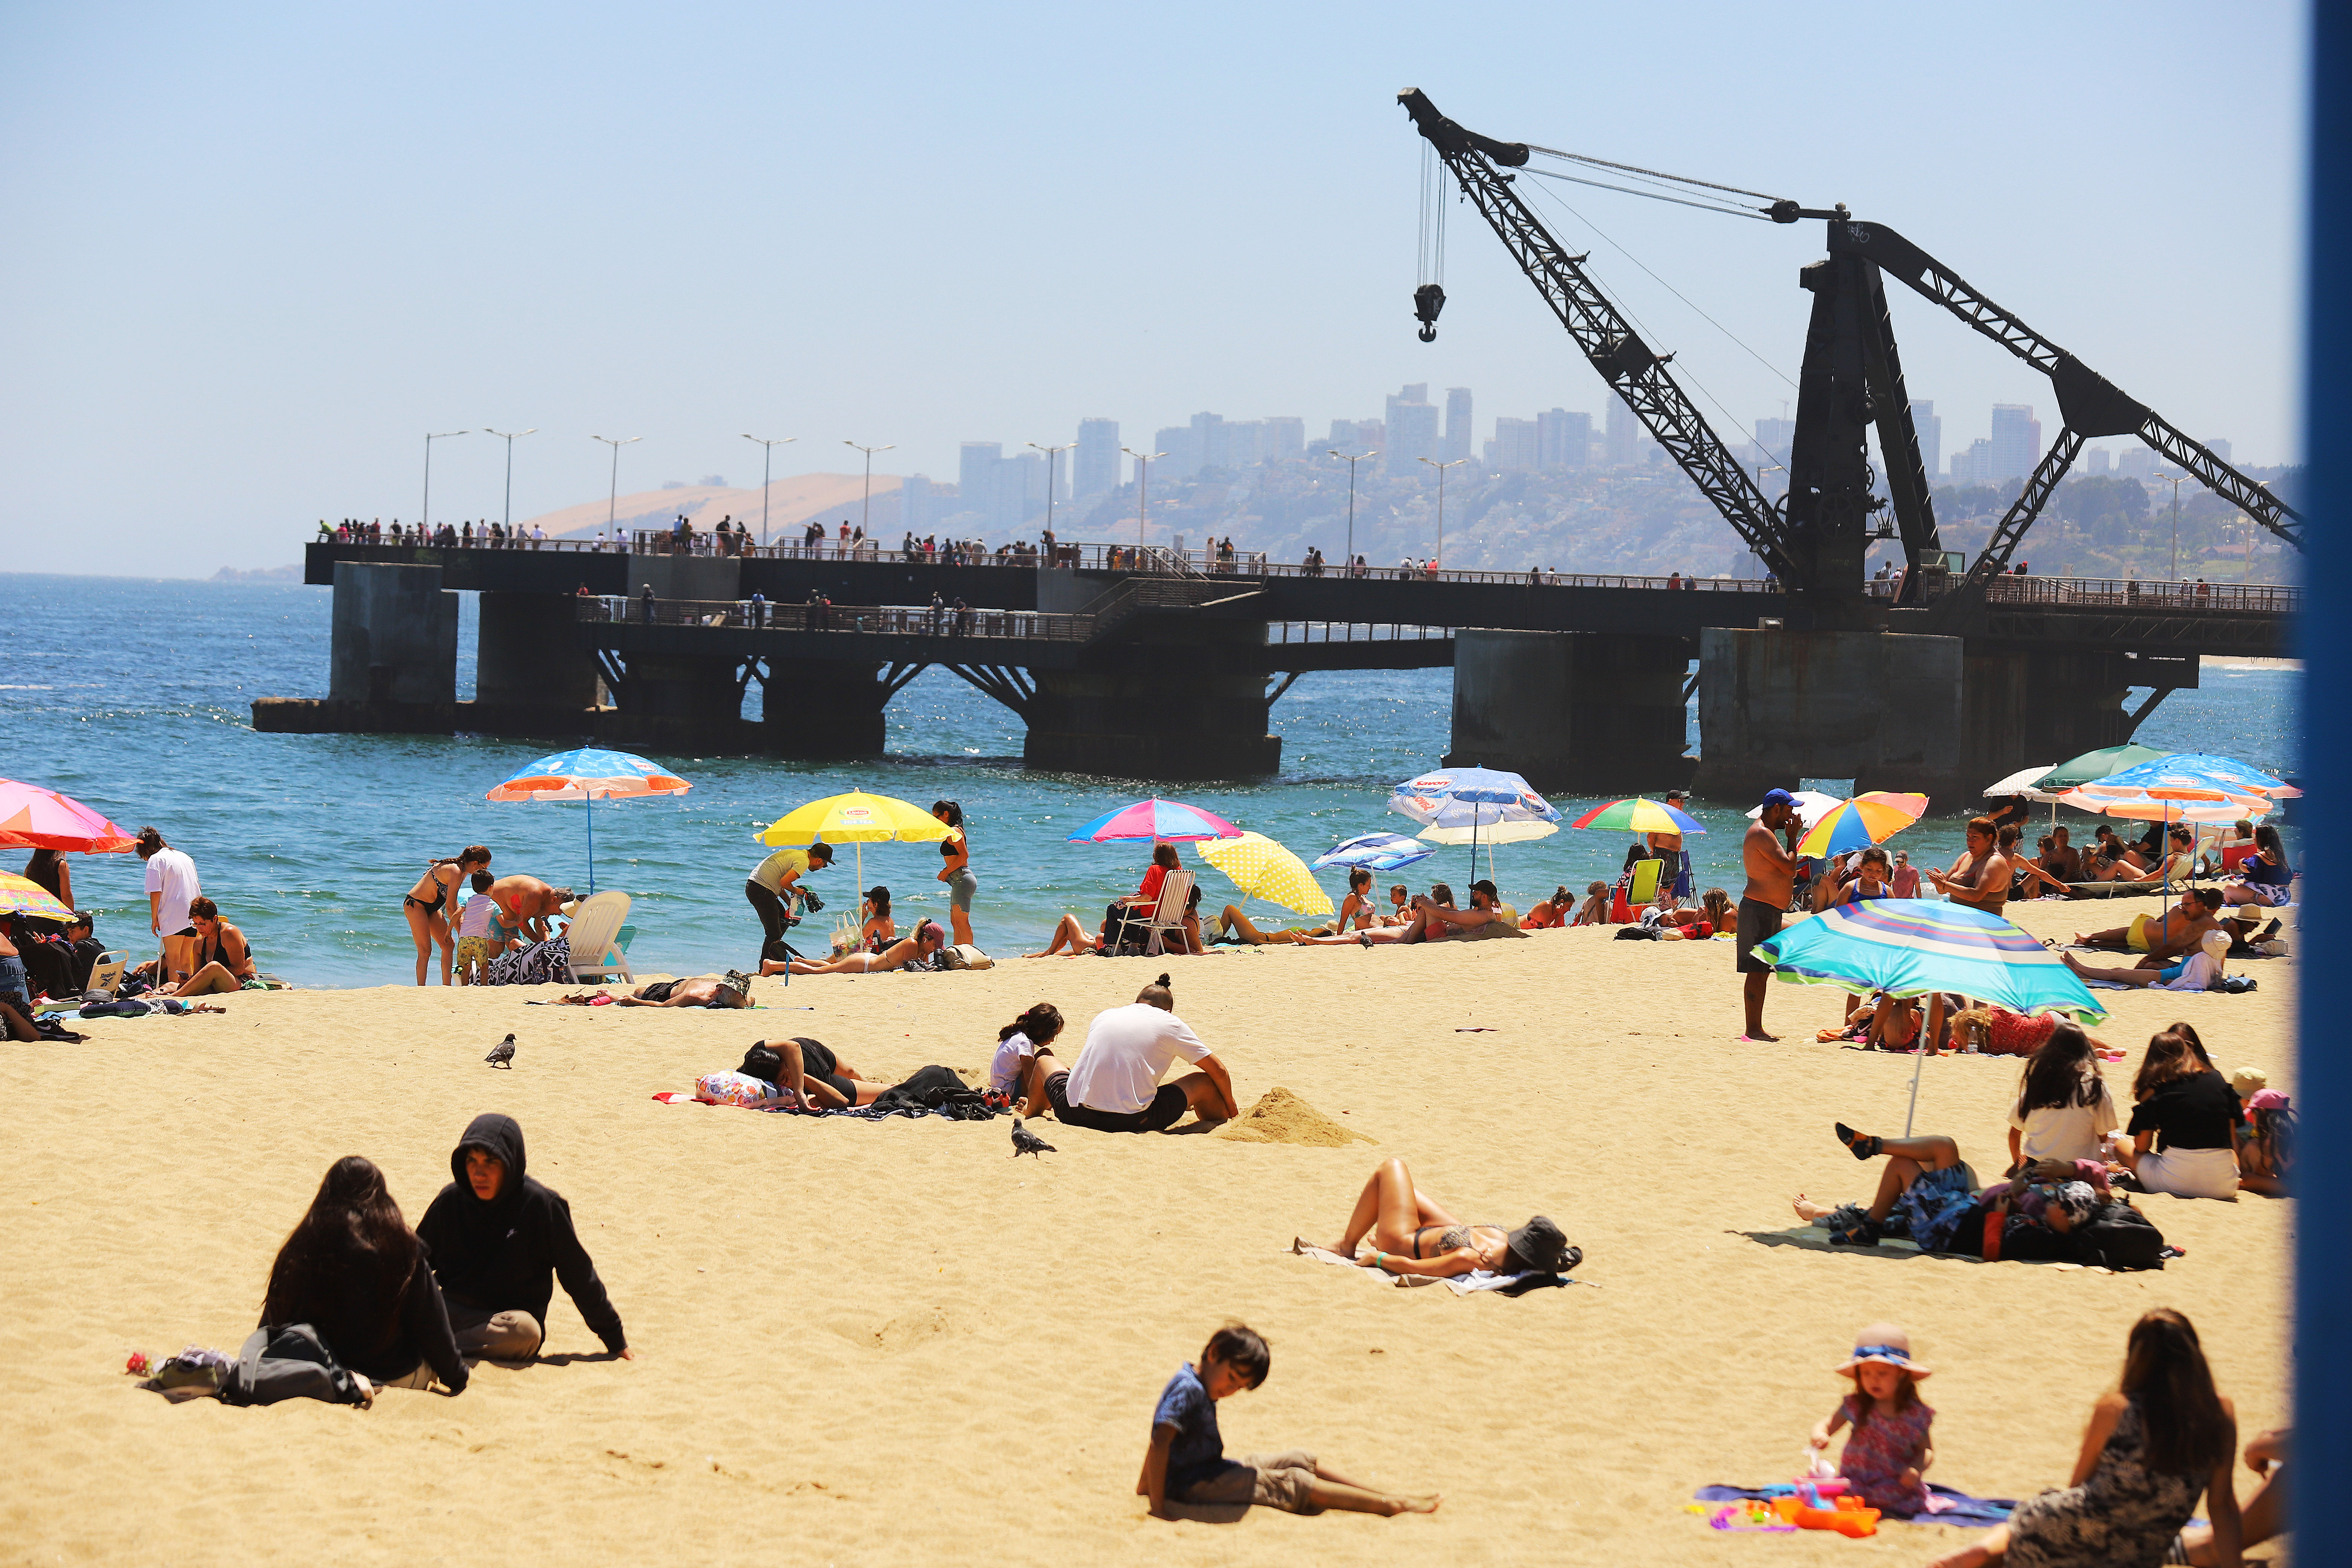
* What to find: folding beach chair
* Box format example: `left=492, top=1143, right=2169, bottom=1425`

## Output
left=84, top=950, right=127, bottom=1000
left=561, top=891, right=634, bottom=985
left=1115, top=870, right=1194, bottom=957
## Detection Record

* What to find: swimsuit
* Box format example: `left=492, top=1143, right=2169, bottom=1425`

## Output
left=1410, top=1223, right=1501, bottom=1259
left=405, top=866, right=459, bottom=916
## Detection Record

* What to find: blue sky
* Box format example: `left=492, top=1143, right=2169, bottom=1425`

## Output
left=0, top=2, right=2308, bottom=573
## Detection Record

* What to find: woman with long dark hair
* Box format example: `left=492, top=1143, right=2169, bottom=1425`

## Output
left=2006, top=1023, right=2118, bottom=1171
left=1926, top=1308, right=2238, bottom=1568
left=403, top=845, right=490, bottom=987
left=2220, top=822, right=2291, bottom=908
left=932, top=800, right=976, bottom=947
left=2115, top=1026, right=2243, bottom=1199
left=260, top=1156, right=467, bottom=1397
left=988, top=1001, right=1066, bottom=1114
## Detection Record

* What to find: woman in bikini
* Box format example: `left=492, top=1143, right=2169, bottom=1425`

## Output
left=761, top=917, right=948, bottom=976
left=933, top=800, right=976, bottom=947
left=403, top=845, right=490, bottom=986
left=1324, top=1156, right=1574, bottom=1279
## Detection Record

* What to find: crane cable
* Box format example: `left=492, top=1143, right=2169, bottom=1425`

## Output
left=1520, top=164, right=1770, bottom=222
left=1417, top=141, right=1447, bottom=288
left=1524, top=142, right=1788, bottom=214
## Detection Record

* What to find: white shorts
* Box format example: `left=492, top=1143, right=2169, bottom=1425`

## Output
left=2137, top=1145, right=2239, bottom=1200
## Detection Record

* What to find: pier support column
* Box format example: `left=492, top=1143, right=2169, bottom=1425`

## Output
left=254, top=561, right=458, bottom=733
left=1695, top=626, right=1965, bottom=799
left=1961, top=646, right=2188, bottom=785
left=467, top=592, right=601, bottom=735
left=1444, top=629, right=1692, bottom=792
left=1024, top=668, right=1279, bottom=777
left=602, top=651, right=759, bottom=752
left=758, top=660, right=892, bottom=759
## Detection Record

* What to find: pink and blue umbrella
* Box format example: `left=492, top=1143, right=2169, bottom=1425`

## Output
left=1066, top=797, right=1243, bottom=844
left=487, top=747, right=692, bottom=893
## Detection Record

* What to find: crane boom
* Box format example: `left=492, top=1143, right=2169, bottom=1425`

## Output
left=1399, top=89, right=1793, bottom=578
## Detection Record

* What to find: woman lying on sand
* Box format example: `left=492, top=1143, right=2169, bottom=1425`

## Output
left=1327, top=1157, right=1575, bottom=1278
left=763, top=918, right=947, bottom=975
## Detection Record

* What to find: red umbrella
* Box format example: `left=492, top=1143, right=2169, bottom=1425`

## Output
left=0, top=780, right=136, bottom=853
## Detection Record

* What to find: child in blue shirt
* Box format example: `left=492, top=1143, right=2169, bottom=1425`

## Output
left=1137, top=1324, right=1440, bottom=1519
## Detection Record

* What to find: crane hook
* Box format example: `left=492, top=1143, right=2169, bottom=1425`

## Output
left=1413, top=282, right=1446, bottom=343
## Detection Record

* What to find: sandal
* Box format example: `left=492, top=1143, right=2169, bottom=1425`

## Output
left=1834, top=1122, right=1883, bottom=1161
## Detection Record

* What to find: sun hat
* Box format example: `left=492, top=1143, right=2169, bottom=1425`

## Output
left=2050, top=1181, right=2099, bottom=1225
left=1504, top=1215, right=1571, bottom=1274
left=1834, top=1323, right=1932, bottom=1379
left=718, top=969, right=752, bottom=999
left=2230, top=1067, right=2268, bottom=1098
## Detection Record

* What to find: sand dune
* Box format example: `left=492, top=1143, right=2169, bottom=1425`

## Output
left=0, top=897, right=2293, bottom=1565
left=514, top=472, right=905, bottom=543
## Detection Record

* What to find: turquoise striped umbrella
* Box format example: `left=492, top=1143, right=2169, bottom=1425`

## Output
left=1754, top=899, right=2105, bottom=1134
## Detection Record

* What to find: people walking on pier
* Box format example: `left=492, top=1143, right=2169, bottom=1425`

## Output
left=639, top=583, right=655, bottom=624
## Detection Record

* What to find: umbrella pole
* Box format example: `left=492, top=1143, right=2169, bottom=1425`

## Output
left=586, top=795, right=595, bottom=896
left=1903, top=992, right=1945, bottom=1137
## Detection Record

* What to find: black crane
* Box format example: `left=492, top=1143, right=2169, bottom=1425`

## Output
left=1399, top=89, right=2303, bottom=617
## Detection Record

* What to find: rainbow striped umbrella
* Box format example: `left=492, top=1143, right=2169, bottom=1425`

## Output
left=1066, top=798, right=1243, bottom=844
left=1795, top=792, right=1929, bottom=858
left=0, top=871, right=75, bottom=923
left=1567, top=797, right=1706, bottom=836
left=486, top=747, right=692, bottom=893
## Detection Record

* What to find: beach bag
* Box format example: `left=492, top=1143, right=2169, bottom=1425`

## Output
left=696, top=1071, right=776, bottom=1108
left=2070, top=1200, right=2167, bottom=1271
left=943, top=944, right=994, bottom=971
left=219, top=1324, right=367, bottom=1407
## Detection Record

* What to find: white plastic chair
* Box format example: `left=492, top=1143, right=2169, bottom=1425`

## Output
left=1132, top=870, right=1194, bottom=957
left=562, top=891, right=634, bottom=984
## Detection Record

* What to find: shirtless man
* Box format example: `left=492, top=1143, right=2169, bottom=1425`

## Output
left=2073, top=886, right=2225, bottom=967
left=485, top=875, right=573, bottom=946
left=1927, top=816, right=2009, bottom=915
left=1739, top=789, right=1802, bottom=1041
left=604, top=970, right=753, bottom=1008
left=2043, top=826, right=2085, bottom=883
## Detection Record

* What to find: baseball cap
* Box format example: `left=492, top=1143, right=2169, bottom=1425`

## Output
left=1760, top=788, right=1797, bottom=809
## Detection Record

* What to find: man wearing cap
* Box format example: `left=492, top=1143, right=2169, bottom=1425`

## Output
left=1658, top=789, right=1695, bottom=902
left=746, top=841, right=834, bottom=964
left=1739, top=789, right=1802, bottom=1040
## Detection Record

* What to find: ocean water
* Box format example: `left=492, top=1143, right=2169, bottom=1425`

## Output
left=0, top=574, right=2300, bottom=989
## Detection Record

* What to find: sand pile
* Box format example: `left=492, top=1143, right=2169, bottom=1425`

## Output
left=1215, top=1086, right=1375, bottom=1146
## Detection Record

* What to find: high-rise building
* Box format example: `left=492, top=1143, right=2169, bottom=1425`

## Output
left=1537, top=409, right=1591, bottom=470
left=1605, top=395, right=1641, bottom=467
left=1989, top=404, right=2041, bottom=482
left=1328, top=419, right=1359, bottom=447
left=1154, top=425, right=1199, bottom=480
left=1264, top=417, right=1305, bottom=461
left=1352, top=418, right=1385, bottom=454
left=1487, top=416, right=1538, bottom=472
left=1073, top=418, right=1121, bottom=498
left=1949, top=438, right=1996, bottom=487
left=1753, top=417, right=1795, bottom=469
left=1908, top=400, right=1942, bottom=480
left=2084, top=446, right=2112, bottom=476
left=1190, top=412, right=1225, bottom=474
left=1383, top=385, right=1440, bottom=475
left=2205, top=437, right=2233, bottom=465
left=901, top=474, right=936, bottom=533
left=958, top=442, right=1001, bottom=502
left=2117, top=445, right=2157, bottom=481
left=1443, top=387, right=1474, bottom=463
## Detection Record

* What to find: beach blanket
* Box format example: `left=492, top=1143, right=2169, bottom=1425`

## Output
left=1695, top=1483, right=2014, bottom=1526
left=1286, top=1238, right=1579, bottom=1296
left=485, top=936, right=570, bottom=987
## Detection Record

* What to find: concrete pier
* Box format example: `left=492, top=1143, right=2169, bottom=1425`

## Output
left=758, top=660, right=895, bottom=759
left=1444, top=629, right=1694, bottom=791
left=473, top=591, right=601, bottom=730
left=1695, top=627, right=1963, bottom=799
left=256, top=562, right=458, bottom=734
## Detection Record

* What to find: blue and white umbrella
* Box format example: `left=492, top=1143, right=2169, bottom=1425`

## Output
left=1390, top=765, right=1559, bottom=879
left=1312, top=831, right=1437, bottom=873
left=487, top=747, right=692, bottom=894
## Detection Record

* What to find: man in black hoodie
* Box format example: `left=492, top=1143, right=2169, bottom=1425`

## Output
left=415, top=1114, right=634, bottom=1362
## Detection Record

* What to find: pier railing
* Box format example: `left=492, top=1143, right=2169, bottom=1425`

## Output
left=576, top=595, right=1455, bottom=648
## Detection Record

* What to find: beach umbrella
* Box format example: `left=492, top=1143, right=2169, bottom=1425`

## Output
left=0, top=780, right=136, bottom=853
left=1795, top=792, right=1929, bottom=859
left=1753, top=899, right=2107, bottom=1134
left=1415, top=816, right=1559, bottom=885
left=486, top=747, right=692, bottom=895
left=2035, top=741, right=2170, bottom=792
left=1313, top=831, right=1436, bottom=873
left=1066, top=798, right=1243, bottom=844
left=0, top=871, right=76, bottom=923
left=1194, top=831, right=1335, bottom=917
left=2077, top=753, right=2299, bottom=802
left=1390, top=766, right=1559, bottom=878
left=1980, top=763, right=2063, bottom=806
left=757, top=789, right=960, bottom=889
left=1568, top=796, right=1707, bottom=836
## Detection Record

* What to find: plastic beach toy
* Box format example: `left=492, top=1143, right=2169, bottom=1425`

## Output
left=1770, top=1490, right=1882, bottom=1537
left=1708, top=1499, right=1795, bottom=1533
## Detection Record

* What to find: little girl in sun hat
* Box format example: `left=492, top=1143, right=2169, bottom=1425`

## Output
left=1808, top=1322, right=1936, bottom=1517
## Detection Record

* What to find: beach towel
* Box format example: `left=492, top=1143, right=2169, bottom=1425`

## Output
left=1695, top=1483, right=2014, bottom=1526
left=1286, top=1238, right=1578, bottom=1295
left=485, top=936, right=571, bottom=987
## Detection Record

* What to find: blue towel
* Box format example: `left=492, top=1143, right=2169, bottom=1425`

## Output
left=1694, top=1482, right=2014, bottom=1525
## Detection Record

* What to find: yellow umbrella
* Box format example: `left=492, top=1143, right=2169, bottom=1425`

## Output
left=757, top=790, right=960, bottom=891
left=1194, top=831, right=1335, bottom=917
left=0, top=871, right=75, bottom=923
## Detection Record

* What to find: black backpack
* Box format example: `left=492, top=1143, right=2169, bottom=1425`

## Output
left=2070, top=1200, right=2168, bottom=1271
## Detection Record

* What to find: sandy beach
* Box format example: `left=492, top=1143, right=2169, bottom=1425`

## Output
left=0, top=896, right=2294, bottom=1566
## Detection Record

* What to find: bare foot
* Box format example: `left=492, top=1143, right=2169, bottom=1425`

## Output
left=1388, top=1493, right=1442, bottom=1515
left=1740, top=1031, right=1780, bottom=1043
left=2061, top=951, right=2088, bottom=976
left=1792, top=1193, right=1831, bottom=1222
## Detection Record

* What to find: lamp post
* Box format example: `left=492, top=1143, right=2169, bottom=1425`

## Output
left=2153, top=470, right=2190, bottom=582
left=1418, top=455, right=1468, bottom=570
left=1121, top=447, right=1166, bottom=555
left=481, top=428, right=536, bottom=533
left=741, top=434, right=797, bottom=548
left=423, top=429, right=471, bottom=536
left=590, top=435, right=641, bottom=544
left=843, top=441, right=893, bottom=539
left=1027, top=441, right=1074, bottom=544
left=1326, top=448, right=1378, bottom=571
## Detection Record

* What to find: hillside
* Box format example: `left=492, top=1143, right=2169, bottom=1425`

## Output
left=515, top=472, right=904, bottom=544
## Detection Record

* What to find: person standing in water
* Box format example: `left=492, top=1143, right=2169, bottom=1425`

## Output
left=933, top=799, right=975, bottom=947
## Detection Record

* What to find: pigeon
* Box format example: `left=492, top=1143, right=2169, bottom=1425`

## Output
left=1010, top=1117, right=1055, bottom=1159
left=484, top=1034, right=516, bottom=1069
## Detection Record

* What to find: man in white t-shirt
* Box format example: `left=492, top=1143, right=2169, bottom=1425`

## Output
left=136, top=826, right=201, bottom=981
left=1043, top=975, right=1238, bottom=1134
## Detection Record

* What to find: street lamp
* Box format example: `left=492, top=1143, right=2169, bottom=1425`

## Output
left=2152, top=470, right=2190, bottom=582
left=423, top=429, right=471, bottom=536
left=843, top=441, right=894, bottom=539
left=1027, top=441, right=1074, bottom=545
left=1121, top=447, right=1166, bottom=556
left=1326, top=448, right=1379, bottom=571
left=741, top=434, right=797, bottom=548
left=1418, top=455, right=1468, bottom=570
left=590, top=435, right=641, bottom=544
left=481, top=428, right=536, bottom=533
